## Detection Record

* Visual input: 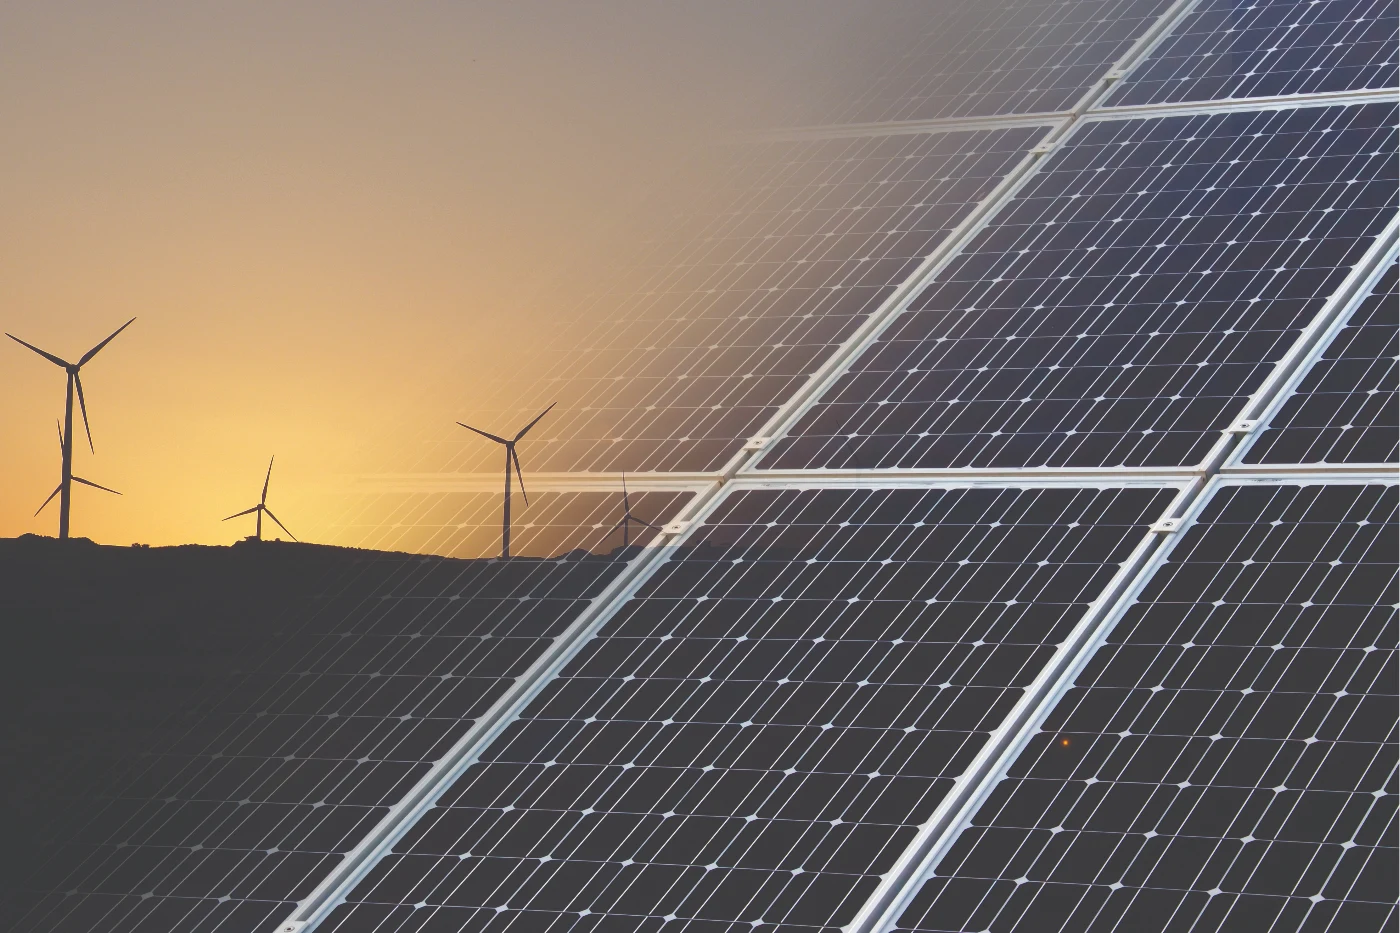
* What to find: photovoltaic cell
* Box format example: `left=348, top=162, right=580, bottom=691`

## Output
left=1106, top=0, right=1399, bottom=106
left=766, top=103, right=1398, bottom=471
left=795, top=0, right=1173, bottom=126
left=1243, top=260, right=1399, bottom=466
left=894, top=481, right=1398, bottom=933
left=14, top=491, right=691, bottom=933
left=319, top=484, right=1178, bottom=933
left=394, top=127, right=1043, bottom=476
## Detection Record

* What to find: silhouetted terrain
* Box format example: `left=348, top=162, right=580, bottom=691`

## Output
left=0, top=535, right=633, bottom=930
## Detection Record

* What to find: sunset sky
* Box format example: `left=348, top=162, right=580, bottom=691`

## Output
left=0, top=1, right=855, bottom=546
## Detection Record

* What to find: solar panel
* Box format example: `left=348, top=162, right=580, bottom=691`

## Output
left=13, top=491, right=692, bottom=933
left=315, top=483, right=1179, bottom=932
left=795, top=0, right=1174, bottom=126
left=1106, top=0, right=1399, bottom=107
left=893, top=480, right=1398, bottom=933
left=386, top=127, right=1044, bottom=477
left=764, top=103, right=1398, bottom=472
left=1243, top=260, right=1399, bottom=466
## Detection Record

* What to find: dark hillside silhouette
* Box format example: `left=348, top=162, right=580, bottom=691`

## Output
left=0, top=535, right=639, bottom=931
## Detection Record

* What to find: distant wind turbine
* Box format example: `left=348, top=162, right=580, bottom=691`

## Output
left=224, top=456, right=297, bottom=541
left=7, top=318, right=135, bottom=539
left=605, top=474, right=661, bottom=548
left=35, top=419, right=121, bottom=520
left=457, top=402, right=556, bottom=559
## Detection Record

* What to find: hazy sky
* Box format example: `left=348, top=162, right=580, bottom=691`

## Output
left=0, top=1, right=858, bottom=545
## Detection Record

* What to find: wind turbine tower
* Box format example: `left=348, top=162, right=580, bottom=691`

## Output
left=458, top=402, right=556, bottom=559
left=7, top=318, right=136, bottom=539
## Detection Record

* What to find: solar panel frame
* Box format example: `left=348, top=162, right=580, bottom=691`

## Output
left=884, top=473, right=1399, bottom=933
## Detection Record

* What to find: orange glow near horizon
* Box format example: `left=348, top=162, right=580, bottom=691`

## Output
left=0, top=2, right=855, bottom=548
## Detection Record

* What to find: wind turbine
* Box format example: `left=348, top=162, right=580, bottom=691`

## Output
left=605, top=474, right=661, bottom=548
left=7, top=318, right=136, bottom=539
left=35, top=419, right=121, bottom=522
left=224, top=456, right=297, bottom=542
left=457, top=402, right=556, bottom=559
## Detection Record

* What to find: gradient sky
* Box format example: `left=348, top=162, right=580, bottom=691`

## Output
left=0, top=1, right=858, bottom=546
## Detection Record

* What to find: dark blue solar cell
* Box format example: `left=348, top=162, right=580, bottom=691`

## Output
left=1244, top=260, right=1399, bottom=465
left=893, top=481, right=1398, bottom=933
left=1108, top=0, right=1399, bottom=106
left=765, top=103, right=1398, bottom=471
left=8, top=492, right=690, bottom=933
left=318, top=484, right=1178, bottom=933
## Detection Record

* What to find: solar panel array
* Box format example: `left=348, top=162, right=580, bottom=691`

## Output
left=763, top=103, right=1397, bottom=471
left=17, top=2, right=1398, bottom=931
left=894, top=481, right=1397, bottom=933
left=320, top=485, right=1177, bottom=932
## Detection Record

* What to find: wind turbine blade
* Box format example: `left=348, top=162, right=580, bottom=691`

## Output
left=457, top=422, right=509, bottom=445
left=262, top=456, right=274, bottom=504
left=6, top=333, right=71, bottom=369
left=263, top=508, right=298, bottom=541
left=34, top=485, right=63, bottom=516
left=56, top=419, right=65, bottom=451
left=513, top=401, right=557, bottom=442
left=74, top=373, right=94, bottom=453
left=607, top=516, right=628, bottom=535
left=511, top=448, right=528, bottom=507
left=78, top=317, right=136, bottom=366
left=223, top=505, right=261, bottom=521
left=633, top=517, right=663, bottom=531
left=72, top=476, right=122, bottom=495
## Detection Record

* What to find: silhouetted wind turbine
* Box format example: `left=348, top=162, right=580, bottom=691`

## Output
left=7, top=318, right=135, bottom=539
left=606, top=474, right=661, bottom=548
left=35, top=419, right=121, bottom=521
left=457, top=402, right=556, bottom=559
left=224, top=456, right=296, bottom=542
